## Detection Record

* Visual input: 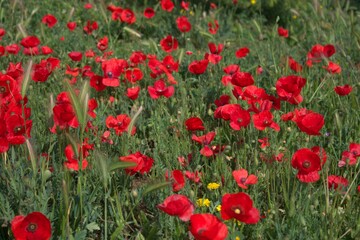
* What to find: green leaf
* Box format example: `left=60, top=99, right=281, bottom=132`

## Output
left=142, top=181, right=170, bottom=196
left=86, top=222, right=100, bottom=233
left=108, top=162, right=137, bottom=172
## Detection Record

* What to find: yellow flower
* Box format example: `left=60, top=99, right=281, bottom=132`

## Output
left=250, top=0, right=256, bottom=5
left=196, top=198, right=211, bottom=207
left=292, top=15, right=298, bottom=20
left=235, top=237, right=241, bottom=240
left=216, top=205, right=222, bottom=211
left=207, top=182, right=220, bottom=190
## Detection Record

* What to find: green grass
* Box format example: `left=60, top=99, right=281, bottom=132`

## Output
left=0, top=0, right=359, bottom=239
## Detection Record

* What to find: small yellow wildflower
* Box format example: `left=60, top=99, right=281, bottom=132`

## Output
left=207, top=182, right=220, bottom=190
left=250, top=0, right=256, bottom=5
left=196, top=198, right=211, bottom=207
left=216, top=205, right=222, bottom=211
left=190, top=11, right=194, bottom=16
left=235, top=237, right=241, bottom=240
left=292, top=15, right=298, bottom=20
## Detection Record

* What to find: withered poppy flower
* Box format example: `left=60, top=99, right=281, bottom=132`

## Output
left=189, top=213, right=228, bottom=240
left=11, top=212, right=51, bottom=240
left=334, top=85, right=352, bottom=96
left=119, top=152, right=154, bottom=175
left=42, top=14, right=57, bottom=28
left=221, top=192, right=260, bottom=224
left=176, top=16, right=191, bottom=32
left=158, top=194, right=194, bottom=222
left=144, top=8, right=155, bottom=19
left=185, top=117, right=205, bottom=131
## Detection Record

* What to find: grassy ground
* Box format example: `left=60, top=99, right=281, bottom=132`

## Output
left=0, top=0, right=359, bottom=239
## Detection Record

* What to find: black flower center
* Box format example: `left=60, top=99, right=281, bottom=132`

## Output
left=27, top=223, right=38, bottom=233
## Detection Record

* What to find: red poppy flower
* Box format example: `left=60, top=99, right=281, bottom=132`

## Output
left=214, top=104, right=242, bottom=120
left=157, top=194, right=194, bottom=221
left=119, top=152, right=154, bottom=175
left=0, top=28, right=5, bottom=39
left=52, top=93, right=79, bottom=132
left=126, top=86, right=140, bottom=100
left=121, top=9, right=136, bottom=24
left=256, top=65, right=263, bottom=75
left=185, top=170, right=201, bottom=183
left=0, top=45, right=5, bottom=56
left=328, top=175, right=348, bottom=191
left=87, top=98, right=98, bottom=118
left=181, top=1, right=190, bottom=10
left=338, top=143, right=360, bottom=167
left=105, top=114, right=136, bottom=136
left=64, top=144, right=88, bottom=171
left=291, top=147, right=324, bottom=183
left=278, top=27, right=289, bottom=38
left=292, top=108, right=324, bottom=135
left=42, top=14, right=57, bottom=28
left=189, top=214, right=228, bottom=240
left=191, top=131, right=216, bottom=157
left=258, top=137, right=270, bottom=148
left=20, top=36, right=41, bottom=48
left=160, top=35, right=178, bottom=53
left=323, top=61, right=341, bottom=74
left=334, top=85, right=352, bottom=96
left=67, top=22, right=77, bottom=31
left=125, top=68, right=143, bottom=83
left=235, top=47, right=250, bottom=58
left=144, top=8, right=155, bottom=19
left=306, top=44, right=336, bottom=66
left=185, top=117, right=205, bottom=131
left=101, top=58, right=128, bottom=87
left=229, top=109, right=251, bottom=130
left=276, top=75, right=306, bottom=105
left=221, top=192, right=260, bottom=224
left=0, top=74, right=17, bottom=101
left=11, top=212, right=51, bottom=240
left=84, top=3, right=92, bottom=9
left=41, top=46, right=53, bottom=55
left=232, top=169, right=258, bottom=189
left=6, top=63, right=23, bottom=82
left=68, top=51, right=83, bottom=61
left=148, top=79, right=175, bottom=99
left=288, top=56, right=303, bottom=72
left=166, top=169, right=185, bottom=192
left=176, top=16, right=192, bottom=33
left=161, top=0, right=175, bottom=12
left=252, top=111, right=280, bottom=131
left=97, top=36, right=108, bottom=51
left=162, top=55, right=179, bottom=73
left=230, top=71, right=254, bottom=87
left=83, top=20, right=98, bottom=34
left=130, top=51, right=147, bottom=65
left=208, top=20, right=219, bottom=34
left=5, top=114, right=32, bottom=145
left=188, top=59, right=208, bottom=75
